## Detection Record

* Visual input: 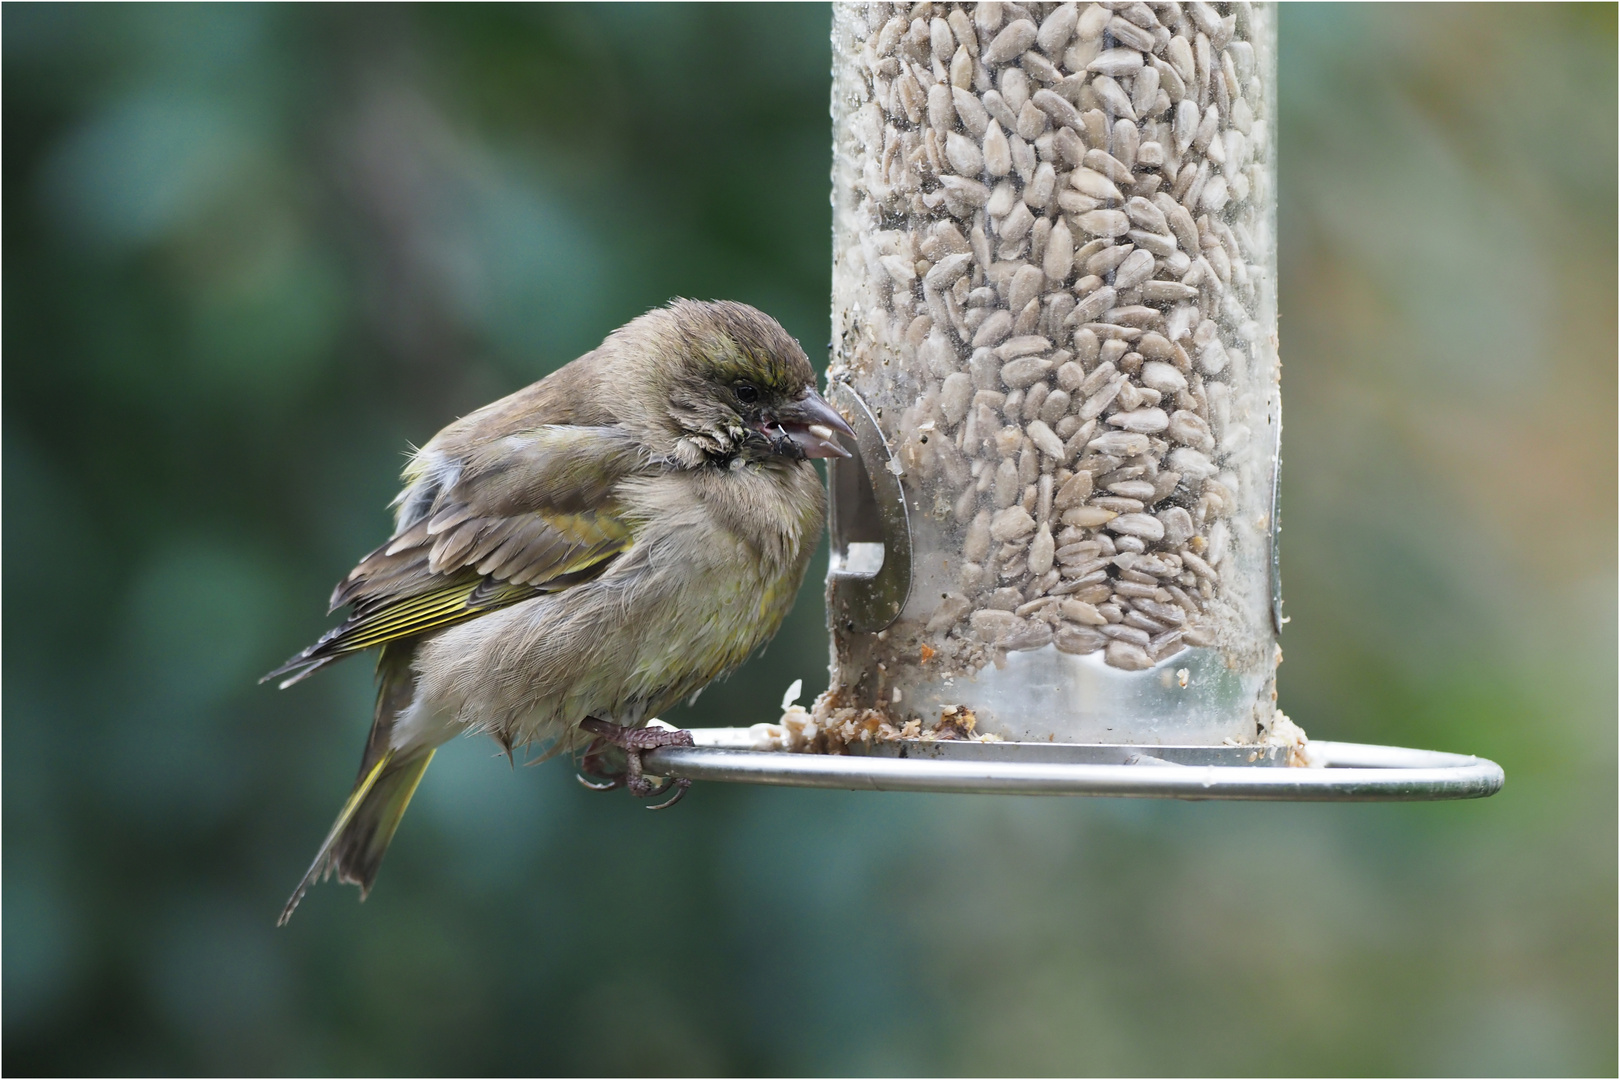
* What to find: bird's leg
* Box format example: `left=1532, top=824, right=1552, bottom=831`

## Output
left=577, top=717, right=694, bottom=809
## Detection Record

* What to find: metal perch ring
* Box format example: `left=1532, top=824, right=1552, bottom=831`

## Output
left=644, top=731, right=1504, bottom=802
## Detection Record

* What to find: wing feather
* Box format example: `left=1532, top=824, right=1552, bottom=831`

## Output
left=266, top=424, right=643, bottom=687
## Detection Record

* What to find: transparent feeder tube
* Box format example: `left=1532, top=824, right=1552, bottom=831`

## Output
left=826, top=1, right=1280, bottom=745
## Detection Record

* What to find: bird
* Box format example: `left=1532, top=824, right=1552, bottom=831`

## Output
left=264, top=299, right=852, bottom=925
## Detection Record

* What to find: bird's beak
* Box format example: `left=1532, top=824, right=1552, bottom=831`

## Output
left=773, top=386, right=855, bottom=459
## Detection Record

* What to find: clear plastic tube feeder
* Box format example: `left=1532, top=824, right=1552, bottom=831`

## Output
left=824, top=0, right=1282, bottom=747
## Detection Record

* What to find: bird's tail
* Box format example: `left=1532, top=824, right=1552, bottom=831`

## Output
left=279, top=643, right=432, bottom=926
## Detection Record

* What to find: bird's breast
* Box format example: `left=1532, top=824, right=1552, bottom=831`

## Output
left=608, top=464, right=824, bottom=691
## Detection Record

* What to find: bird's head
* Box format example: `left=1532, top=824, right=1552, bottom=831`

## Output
left=617, top=299, right=853, bottom=468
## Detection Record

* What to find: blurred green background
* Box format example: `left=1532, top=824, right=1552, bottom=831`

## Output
left=4, top=3, right=1614, bottom=1075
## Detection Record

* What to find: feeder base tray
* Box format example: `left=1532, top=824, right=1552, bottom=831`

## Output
left=642, top=731, right=1503, bottom=801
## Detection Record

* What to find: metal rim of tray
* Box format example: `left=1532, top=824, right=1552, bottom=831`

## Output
left=643, top=732, right=1504, bottom=801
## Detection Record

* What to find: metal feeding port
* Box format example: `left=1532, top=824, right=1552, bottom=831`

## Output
left=826, top=379, right=913, bottom=635
left=636, top=6, right=1504, bottom=804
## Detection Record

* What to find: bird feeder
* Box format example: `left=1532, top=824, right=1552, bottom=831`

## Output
left=645, top=2, right=1502, bottom=801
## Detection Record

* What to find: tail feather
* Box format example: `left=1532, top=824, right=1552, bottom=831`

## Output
left=278, top=748, right=435, bottom=925
left=278, top=641, right=430, bottom=926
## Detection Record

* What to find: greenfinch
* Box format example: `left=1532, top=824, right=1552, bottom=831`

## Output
left=265, top=300, right=850, bottom=924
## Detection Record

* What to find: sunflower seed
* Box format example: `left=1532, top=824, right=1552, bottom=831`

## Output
left=1167, top=34, right=1195, bottom=87
left=1153, top=56, right=1187, bottom=104
left=926, top=593, right=974, bottom=633
left=1087, top=431, right=1151, bottom=457
left=982, top=121, right=1013, bottom=177
left=1130, top=64, right=1161, bottom=120
left=1000, top=201, right=1036, bottom=242
left=1076, top=2, right=1111, bottom=41
left=1028, top=522, right=1056, bottom=575
left=940, top=372, right=975, bottom=425
left=1081, top=244, right=1130, bottom=278
left=952, top=86, right=991, bottom=137
left=1140, top=361, right=1187, bottom=394
left=1027, top=419, right=1066, bottom=459
left=1124, top=609, right=1169, bottom=635
left=998, top=333, right=1051, bottom=358
left=1142, top=279, right=1200, bottom=302
left=1105, top=640, right=1154, bottom=669
left=983, top=19, right=1039, bottom=65
left=1127, top=229, right=1179, bottom=259
left=1037, top=3, right=1079, bottom=53
left=1157, top=506, right=1195, bottom=546
left=1193, top=104, right=1220, bottom=153
left=1092, top=495, right=1145, bottom=514
left=1134, top=597, right=1186, bottom=625
left=1070, top=168, right=1125, bottom=204
left=1118, top=3, right=1160, bottom=31
left=1106, top=407, right=1169, bottom=434
left=940, top=175, right=991, bottom=215
left=1031, top=88, right=1082, bottom=133
left=1060, top=598, right=1108, bottom=626
left=990, top=505, right=1038, bottom=542
left=1061, top=505, right=1118, bottom=528
left=1112, top=248, right=1158, bottom=289
left=1055, top=625, right=1107, bottom=654
left=1107, top=513, right=1166, bottom=543
left=1090, top=75, right=1136, bottom=120
left=1166, top=410, right=1212, bottom=446
left=1088, top=47, right=1144, bottom=78
left=1075, top=209, right=1131, bottom=238
left=1105, top=16, right=1155, bottom=52
left=1039, top=387, right=1071, bottom=423
left=1024, top=161, right=1057, bottom=209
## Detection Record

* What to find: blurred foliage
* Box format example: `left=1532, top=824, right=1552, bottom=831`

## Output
left=4, top=3, right=1614, bottom=1075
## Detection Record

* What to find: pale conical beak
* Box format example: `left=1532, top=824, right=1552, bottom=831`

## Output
left=775, top=386, right=855, bottom=459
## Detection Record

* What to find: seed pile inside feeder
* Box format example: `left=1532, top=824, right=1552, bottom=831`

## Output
left=831, top=0, right=1275, bottom=675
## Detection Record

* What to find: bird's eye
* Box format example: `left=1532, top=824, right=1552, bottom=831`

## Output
left=734, top=382, right=760, bottom=404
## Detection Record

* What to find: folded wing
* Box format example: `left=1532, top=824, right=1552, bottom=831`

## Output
left=264, top=426, right=643, bottom=688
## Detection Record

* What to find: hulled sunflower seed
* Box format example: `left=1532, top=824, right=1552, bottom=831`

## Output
left=983, top=19, right=1039, bottom=65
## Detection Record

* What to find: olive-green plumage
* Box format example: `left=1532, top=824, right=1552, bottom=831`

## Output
left=268, top=300, right=846, bottom=924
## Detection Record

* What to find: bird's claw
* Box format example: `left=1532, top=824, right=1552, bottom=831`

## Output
left=574, top=735, right=625, bottom=793
left=577, top=717, right=696, bottom=807
left=642, top=776, right=690, bottom=810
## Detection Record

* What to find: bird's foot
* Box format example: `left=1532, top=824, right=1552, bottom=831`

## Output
left=577, top=718, right=694, bottom=810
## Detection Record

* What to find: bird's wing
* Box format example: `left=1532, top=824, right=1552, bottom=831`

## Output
left=264, top=425, right=643, bottom=687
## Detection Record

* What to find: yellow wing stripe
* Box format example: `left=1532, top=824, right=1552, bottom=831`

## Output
left=339, top=582, right=518, bottom=650
left=319, top=535, right=629, bottom=657
left=267, top=510, right=634, bottom=684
